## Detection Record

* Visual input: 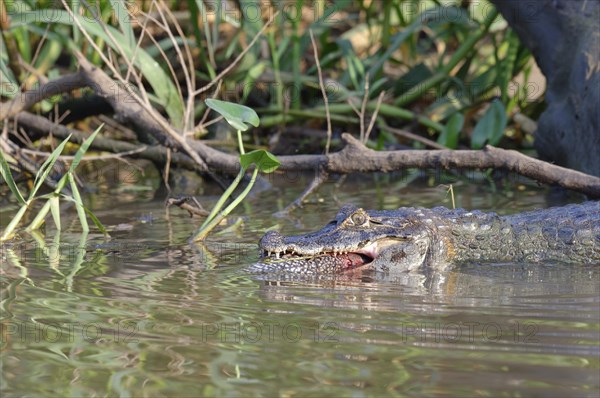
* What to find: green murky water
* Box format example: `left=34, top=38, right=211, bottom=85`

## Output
left=1, top=172, right=599, bottom=397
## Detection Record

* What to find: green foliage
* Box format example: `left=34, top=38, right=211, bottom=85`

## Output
left=0, top=126, right=106, bottom=241
left=471, top=100, right=508, bottom=149
left=240, top=150, right=281, bottom=173
left=438, top=113, right=464, bottom=149
left=6, top=5, right=184, bottom=126
left=205, top=99, right=260, bottom=131
left=1, top=1, right=534, bottom=151
left=0, top=1, right=539, bottom=235
left=192, top=100, right=280, bottom=241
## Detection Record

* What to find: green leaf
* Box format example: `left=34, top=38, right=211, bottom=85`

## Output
left=108, top=0, right=136, bottom=48
left=240, top=150, right=281, bottom=173
left=471, top=100, right=507, bottom=149
left=29, top=134, right=72, bottom=200
left=27, top=200, right=51, bottom=231
left=0, top=205, right=28, bottom=241
left=69, top=174, right=89, bottom=232
left=438, top=113, right=464, bottom=149
left=61, top=193, right=107, bottom=235
left=69, top=125, right=101, bottom=174
left=54, top=125, right=102, bottom=193
left=49, top=196, right=61, bottom=230
left=0, top=150, right=25, bottom=204
left=12, top=10, right=184, bottom=127
left=205, top=99, right=260, bottom=131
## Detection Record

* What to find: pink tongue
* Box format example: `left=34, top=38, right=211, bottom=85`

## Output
left=338, top=253, right=368, bottom=269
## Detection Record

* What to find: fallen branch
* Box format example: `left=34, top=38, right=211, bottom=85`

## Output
left=75, top=53, right=210, bottom=172
left=166, top=196, right=209, bottom=217
left=14, top=112, right=201, bottom=171
left=325, top=134, right=600, bottom=197
left=5, top=61, right=599, bottom=198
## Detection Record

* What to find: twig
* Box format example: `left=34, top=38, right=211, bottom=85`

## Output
left=364, top=91, right=385, bottom=143
left=277, top=166, right=329, bottom=215
left=359, top=73, right=370, bottom=142
left=309, top=29, right=332, bottom=154
left=379, top=121, right=448, bottom=150
left=14, top=111, right=600, bottom=197
left=193, top=81, right=223, bottom=136
left=14, top=112, right=201, bottom=171
left=74, top=0, right=152, bottom=107
left=131, top=5, right=182, bottom=110
left=166, top=197, right=210, bottom=217
left=144, top=3, right=195, bottom=130
left=75, top=54, right=209, bottom=171
left=62, top=1, right=203, bottom=172
left=193, top=11, right=280, bottom=96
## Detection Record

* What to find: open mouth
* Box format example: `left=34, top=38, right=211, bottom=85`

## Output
left=261, top=249, right=376, bottom=271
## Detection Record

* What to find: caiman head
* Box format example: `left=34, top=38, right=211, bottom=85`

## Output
left=257, top=204, right=439, bottom=274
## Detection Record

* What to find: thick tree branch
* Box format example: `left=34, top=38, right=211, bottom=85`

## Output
left=4, top=62, right=599, bottom=198
left=14, top=112, right=201, bottom=171
left=75, top=54, right=210, bottom=172
left=325, top=134, right=600, bottom=197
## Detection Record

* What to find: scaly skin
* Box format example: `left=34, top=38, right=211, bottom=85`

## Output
left=255, top=202, right=600, bottom=274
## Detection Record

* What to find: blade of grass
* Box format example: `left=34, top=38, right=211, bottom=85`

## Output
left=14, top=9, right=184, bottom=124
left=69, top=174, right=89, bottom=232
left=49, top=195, right=61, bottom=230
left=67, top=125, right=102, bottom=175
left=29, top=134, right=71, bottom=200
left=60, top=194, right=108, bottom=234
left=0, top=149, right=25, bottom=204
left=0, top=205, right=28, bottom=241
left=394, top=8, right=499, bottom=107
left=27, top=200, right=51, bottom=231
left=109, top=0, right=136, bottom=48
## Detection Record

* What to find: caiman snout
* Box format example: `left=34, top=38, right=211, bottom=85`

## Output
left=259, top=230, right=285, bottom=256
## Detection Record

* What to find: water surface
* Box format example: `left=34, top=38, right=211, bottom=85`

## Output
left=1, top=173, right=598, bottom=397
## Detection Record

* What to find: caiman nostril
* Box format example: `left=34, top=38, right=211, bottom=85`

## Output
left=259, top=230, right=285, bottom=247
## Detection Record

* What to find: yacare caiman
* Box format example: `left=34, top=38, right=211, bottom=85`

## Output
left=253, top=202, right=600, bottom=274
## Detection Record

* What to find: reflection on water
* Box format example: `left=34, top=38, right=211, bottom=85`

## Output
left=1, top=175, right=599, bottom=397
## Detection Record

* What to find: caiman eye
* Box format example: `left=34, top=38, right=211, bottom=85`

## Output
left=350, top=212, right=368, bottom=226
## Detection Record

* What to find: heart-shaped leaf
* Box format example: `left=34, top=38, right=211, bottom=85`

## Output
left=240, top=150, right=281, bottom=173
left=206, top=99, right=260, bottom=131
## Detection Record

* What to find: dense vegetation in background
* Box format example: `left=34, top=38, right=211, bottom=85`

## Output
left=0, top=0, right=552, bottom=238
left=1, top=0, right=540, bottom=155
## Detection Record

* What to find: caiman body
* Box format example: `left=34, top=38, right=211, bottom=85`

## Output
left=255, top=202, right=600, bottom=274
